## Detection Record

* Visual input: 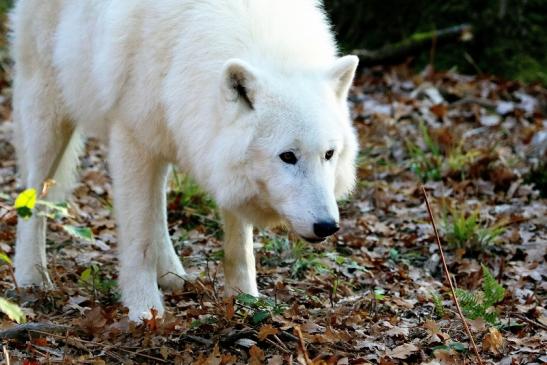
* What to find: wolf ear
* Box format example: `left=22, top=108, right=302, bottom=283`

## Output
left=328, top=55, right=359, bottom=100
left=222, top=59, right=258, bottom=110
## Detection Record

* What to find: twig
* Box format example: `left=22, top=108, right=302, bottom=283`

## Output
left=272, top=334, right=291, bottom=353
left=181, top=334, right=214, bottom=347
left=2, top=345, right=11, bottom=365
left=294, top=326, right=311, bottom=365
left=265, top=338, right=291, bottom=354
left=29, top=330, right=167, bottom=363
left=6, top=264, right=19, bottom=295
left=0, top=323, right=69, bottom=340
left=421, top=186, right=484, bottom=365
left=353, top=24, right=472, bottom=66
left=513, top=313, right=547, bottom=331
left=0, top=201, right=14, bottom=222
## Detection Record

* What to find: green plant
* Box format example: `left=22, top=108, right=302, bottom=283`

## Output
left=406, top=122, right=443, bottom=182
left=169, top=170, right=220, bottom=234
left=0, top=297, right=26, bottom=324
left=291, top=241, right=329, bottom=278
left=406, top=121, right=479, bottom=182
left=432, top=292, right=445, bottom=317
left=261, top=233, right=366, bottom=279
left=406, top=122, right=480, bottom=182
left=455, top=265, right=505, bottom=325
left=445, top=145, right=480, bottom=179
left=260, top=235, right=327, bottom=278
left=190, top=316, right=218, bottom=329
left=442, top=208, right=504, bottom=252
left=235, top=293, right=286, bottom=324
left=79, top=264, right=117, bottom=298
left=6, top=188, right=95, bottom=242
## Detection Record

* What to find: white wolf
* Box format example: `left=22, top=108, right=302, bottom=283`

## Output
left=11, top=0, right=359, bottom=321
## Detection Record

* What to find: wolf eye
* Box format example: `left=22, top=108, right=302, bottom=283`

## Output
left=279, top=151, right=298, bottom=164
left=325, top=149, right=335, bottom=160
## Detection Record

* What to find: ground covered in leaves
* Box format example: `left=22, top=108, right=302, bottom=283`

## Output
left=0, top=64, right=546, bottom=364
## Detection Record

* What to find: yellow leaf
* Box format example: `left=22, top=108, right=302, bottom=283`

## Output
left=0, top=297, right=27, bottom=324
left=14, top=188, right=37, bottom=210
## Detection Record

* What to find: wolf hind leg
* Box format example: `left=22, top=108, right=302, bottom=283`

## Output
left=14, top=89, right=82, bottom=288
left=156, top=169, right=192, bottom=289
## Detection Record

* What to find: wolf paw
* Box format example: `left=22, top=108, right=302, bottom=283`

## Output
left=15, top=268, right=54, bottom=290
left=126, top=298, right=165, bottom=323
left=224, top=284, right=261, bottom=298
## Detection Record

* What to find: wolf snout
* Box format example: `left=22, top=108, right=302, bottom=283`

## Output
left=313, top=220, right=340, bottom=238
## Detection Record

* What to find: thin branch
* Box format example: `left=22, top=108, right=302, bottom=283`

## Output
left=29, top=330, right=167, bottom=363
left=354, top=24, right=472, bottom=66
left=294, top=326, right=311, bottom=365
left=421, top=186, right=484, bottom=365
left=513, top=313, right=547, bottom=331
left=0, top=323, right=69, bottom=340
left=2, top=345, right=11, bottom=365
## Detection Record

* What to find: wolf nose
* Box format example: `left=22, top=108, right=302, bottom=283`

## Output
left=313, top=221, right=340, bottom=238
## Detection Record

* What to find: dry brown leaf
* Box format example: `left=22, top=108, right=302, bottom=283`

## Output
left=482, top=327, right=504, bottom=354
left=258, top=324, right=279, bottom=340
left=78, top=306, right=107, bottom=336
left=204, top=343, right=222, bottom=365
left=385, top=326, right=408, bottom=337
left=386, top=343, right=419, bottom=359
left=249, top=345, right=265, bottom=365
left=224, top=296, right=235, bottom=320
left=301, top=321, right=325, bottom=334
left=433, top=348, right=461, bottom=365
left=468, top=318, right=487, bottom=332
left=268, top=355, right=284, bottom=365
left=430, top=104, right=448, bottom=119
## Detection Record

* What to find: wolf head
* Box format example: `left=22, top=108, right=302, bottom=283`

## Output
left=214, top=55, right=359, bottom=242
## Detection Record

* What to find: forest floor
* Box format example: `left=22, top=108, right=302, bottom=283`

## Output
left=0, top=64, right=546, bottom=365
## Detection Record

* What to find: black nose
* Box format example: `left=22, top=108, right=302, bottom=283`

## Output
left=313, top=221, right=340, bottom=238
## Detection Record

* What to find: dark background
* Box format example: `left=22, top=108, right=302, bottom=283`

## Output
left=1, top=0, right=546, bottom=83
left=325, top=0, right=547, bottom=83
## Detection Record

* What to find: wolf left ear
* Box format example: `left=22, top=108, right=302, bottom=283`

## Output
left=328, top=55, right=359, bottom=100
left=222, top=59, right=258, bottom=110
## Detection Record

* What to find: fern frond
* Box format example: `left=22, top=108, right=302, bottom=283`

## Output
left=456, top=288, right=484, bottom=320
left=481, top=265, right=505, bottom=307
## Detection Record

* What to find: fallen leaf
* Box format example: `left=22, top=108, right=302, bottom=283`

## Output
left=386, top=343, right=419, bottom=359
left=482, top=327, right=504, bottom=354
left=258, top=324, right=279, bottom=340
left=249, top=345, right=265, bottom=365
left=268, top=355, right=283, bottom=365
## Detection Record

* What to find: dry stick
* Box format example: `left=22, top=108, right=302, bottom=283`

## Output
left=0, top=323, right=69, bottom=340
left=29, top=330, right=167, bottom=363
left=421, top=186, right=484, bottom=365
left=294, top=326, right=311, bottom=365
left=2, top=345, right=11, bottom=365
left=513, top=313, right=547, bottom=331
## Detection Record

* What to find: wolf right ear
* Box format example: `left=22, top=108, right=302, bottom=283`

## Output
left=222, top=59, right=258, bottom=110
left=328, top=55, right=359, bottom=100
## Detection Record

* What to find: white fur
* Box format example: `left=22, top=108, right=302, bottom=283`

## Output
left=11, top=0, right=359, bottom=322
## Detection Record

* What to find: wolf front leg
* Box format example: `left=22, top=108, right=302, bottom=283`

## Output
left=109, top=125, right=169, bottom=322
left=222, top=210, right=259, bottom=297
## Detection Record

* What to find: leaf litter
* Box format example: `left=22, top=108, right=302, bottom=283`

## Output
left=0, top=64, right=546, bottom=364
